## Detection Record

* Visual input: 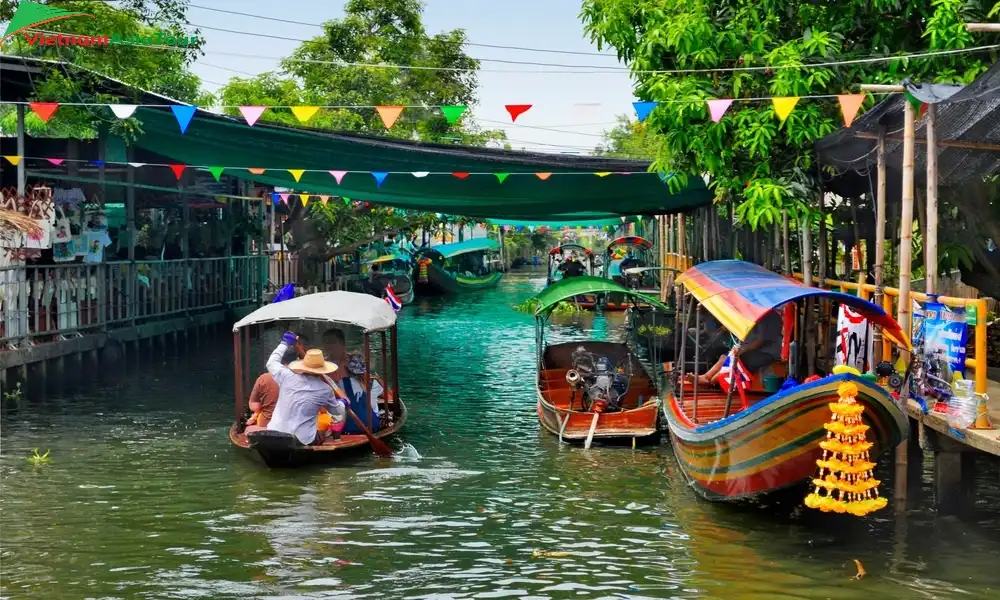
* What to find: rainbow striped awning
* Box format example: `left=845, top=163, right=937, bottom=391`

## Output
left=677, top=260, right=910, bottom=349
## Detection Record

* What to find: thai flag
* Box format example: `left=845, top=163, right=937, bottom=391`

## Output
left=718, top=350, right=751, bottom=409
left=384, top=285, right=402, bottom=311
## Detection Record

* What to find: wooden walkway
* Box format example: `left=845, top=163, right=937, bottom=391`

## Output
left=905, top=379, right=1000, bottom=456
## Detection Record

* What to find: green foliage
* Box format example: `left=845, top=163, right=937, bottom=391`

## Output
left=512, top=297, right=580, bottom=315
left=580, top=0, right=1000, bottom=230
left=513, top=297, right=540, bottom=313
left=26, top=448, right=51, bottom=466
left=594, top=114, right=665, bottom=160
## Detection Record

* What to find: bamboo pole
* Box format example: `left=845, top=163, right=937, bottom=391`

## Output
left=854, top=132, right=1000, bottom=152
left=873, top=129, right=887, bottom=367
left=859, top=84, right=906, bottom=93
left=782, top=209, right=790, bottom=274
left=702, top=207, right=709, bottom=262
left=925, top=104, right=939, bottom=294
left=966, top=23, right=1000, bottom=32
left=678, top=212, right=686, bottom=261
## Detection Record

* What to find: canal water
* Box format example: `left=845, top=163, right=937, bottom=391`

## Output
left=2, top=270, right=999, bottom=599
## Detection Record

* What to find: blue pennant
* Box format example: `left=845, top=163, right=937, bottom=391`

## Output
left=92, top=160, right=104, bottom=166
left=171, top=105, right=197, bottom=134
left=271, top=192, right=280, bottom=206
left=371, top=171, right=389, bottom=188
left=632, top=101, right=658, bottom=122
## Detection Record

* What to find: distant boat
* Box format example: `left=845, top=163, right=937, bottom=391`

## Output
left=545, top=243, right=598, bottom=309
left=601, top=236, right=659, bottom=310
left=361, top=252, right=415, bottom=304
left=414, top=238, right=504, bottom=294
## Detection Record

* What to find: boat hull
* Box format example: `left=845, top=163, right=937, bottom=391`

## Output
left=416, top=262, right=503, bottom=294
left=664, top=374, right=908, bottom=501
left=230, top=400, right=407, bottom=468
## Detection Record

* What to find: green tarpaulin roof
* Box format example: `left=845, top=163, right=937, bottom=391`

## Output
left=533, top=275, right=668, bottom=315
left=488, top=218, right=627, bottom=228
left=422, top=237, right=500, bottom=258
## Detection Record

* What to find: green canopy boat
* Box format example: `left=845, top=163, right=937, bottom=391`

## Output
left=361, top=252, right=415, bottom=304
left=414, top=238, right=504, bottom=294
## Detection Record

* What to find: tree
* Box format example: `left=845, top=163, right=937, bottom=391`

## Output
left=580, top=0, right=1000, bottom=231
left=593, top=114, right=664, bottom=160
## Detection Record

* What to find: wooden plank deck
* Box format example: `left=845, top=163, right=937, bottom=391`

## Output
left=905, top=379, right=1000, bottom=456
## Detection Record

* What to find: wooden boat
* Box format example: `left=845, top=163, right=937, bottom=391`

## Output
left=362, top=252, right=415, bottom=304
left=545, top=243, right=598, bottom=309
left=601, top=236, right=659, bottom=310
left=663, top=260, right=910, bottom=501
left=414, top=238, right=504, bottom=294
left=532, top=276, right=668, bottom=447
left=229, top=291, right=407, bottom=467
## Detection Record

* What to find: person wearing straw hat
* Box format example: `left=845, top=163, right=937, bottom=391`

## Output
left=265, top=331, right=346, bottom=446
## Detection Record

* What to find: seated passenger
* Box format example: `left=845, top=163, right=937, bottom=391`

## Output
left=245, top=344, right=298, bottom=434
left=341, top=353, right=383, bottom=434
left=265, top=332, right=346, bottom=445
left=685, top=309, right=783, bottom=387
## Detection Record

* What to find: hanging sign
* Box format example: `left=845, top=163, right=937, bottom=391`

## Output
left=921, top=301, right=968, bottom=378
left=835, top=305, right=874, bottom=373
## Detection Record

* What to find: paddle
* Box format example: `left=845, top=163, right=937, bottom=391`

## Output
left=295, top=341, right=394, bottom=457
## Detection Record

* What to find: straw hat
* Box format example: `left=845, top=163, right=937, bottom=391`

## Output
left=289, top=348, right=338, bottom=375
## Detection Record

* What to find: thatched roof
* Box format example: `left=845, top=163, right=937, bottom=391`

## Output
left=0, top=208, right=41, bottom=237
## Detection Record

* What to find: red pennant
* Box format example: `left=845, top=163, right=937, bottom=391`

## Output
left=29, top=102, right=59, bottom=122
left=452, top=172, right=470, bottom=179
left=505, top=104, right=532, bottom=122
left=169, top=164, right=186, bottom=180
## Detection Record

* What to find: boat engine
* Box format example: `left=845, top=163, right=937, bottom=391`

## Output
left=569, top=346, right=630, bottom=412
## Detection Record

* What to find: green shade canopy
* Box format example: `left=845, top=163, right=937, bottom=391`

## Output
left=532, top=275, right=668, bottom=316
left=362, top=253, right=409, bottom=265
left=421, top=237, right=500, bottom=258
left=488, top=217, right=628, bottom=228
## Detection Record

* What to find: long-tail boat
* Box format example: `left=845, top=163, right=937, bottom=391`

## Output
left=601, top=236, right=659, bottom=310
left=362, top=252, right=415, bottom=304
left=229, top=291, right=407, bottom=467
left=545, top=243, right=598, bottom=308
left=413, top=238, right=503, bottom=293
left=533, top=276, right=668, bottom=448
left=663, top=260, right=910, bottom=501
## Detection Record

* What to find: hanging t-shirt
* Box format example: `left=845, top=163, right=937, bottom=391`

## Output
left=83, top=230, right=112, bottom=264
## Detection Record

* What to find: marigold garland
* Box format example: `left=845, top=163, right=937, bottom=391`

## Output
left=804, top=368, right=888, bottom=517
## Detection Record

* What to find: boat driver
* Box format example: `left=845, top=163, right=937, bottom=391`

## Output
left=685, top=309, right=784, bottom=387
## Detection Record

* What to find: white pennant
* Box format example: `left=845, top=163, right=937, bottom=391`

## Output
left=128, top=162, right=146, bottom=168
left=109, top=104, right=138, bottom=119
left=412, top=171, right=429, bottom=178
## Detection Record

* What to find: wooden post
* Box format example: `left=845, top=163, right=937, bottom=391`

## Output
left=925, top=104, right=939, bottom=295
left=895, top=98, right=918, bottom=510
left=873, top=130, right=888, bottom=365
left=782, top=209, right=790, bottom=274
left=678, top=212, right=686, bottom=263
left=966, top=23, right=1000, bottom=32
left=802, top=213, right=815, bottom=376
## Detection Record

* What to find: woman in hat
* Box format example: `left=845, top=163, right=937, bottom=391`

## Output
left=265, top=331, right=347, bottom=446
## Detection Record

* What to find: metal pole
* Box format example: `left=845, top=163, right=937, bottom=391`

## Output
left=16, top=105, right=26, bottom=194
left=692, top=303, right=700, bottom=423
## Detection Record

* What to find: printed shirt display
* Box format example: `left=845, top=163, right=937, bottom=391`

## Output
left=83, top=230, right=112, bottom=264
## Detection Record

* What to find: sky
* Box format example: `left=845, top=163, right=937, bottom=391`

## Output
left=182, top=0, right=637, bottom=154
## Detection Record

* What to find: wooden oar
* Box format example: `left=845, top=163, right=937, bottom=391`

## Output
left=295, top=341, right=394, bottom=458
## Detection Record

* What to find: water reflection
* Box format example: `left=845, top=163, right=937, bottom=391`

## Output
left=1, top=270, right=999, bottom=599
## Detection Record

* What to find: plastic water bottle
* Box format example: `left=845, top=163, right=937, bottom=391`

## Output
left=947, top=379, right=976, bottom=431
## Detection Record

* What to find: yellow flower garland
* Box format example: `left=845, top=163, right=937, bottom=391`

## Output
left=804, top=366, right=888, bottom=517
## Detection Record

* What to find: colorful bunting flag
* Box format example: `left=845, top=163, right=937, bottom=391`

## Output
left=279, top=193, right=290, bottom=205
left=343, top=197, right=351, bottom=206
left=440, top=105, right=468, bottom=124
left=288, top=169, right=305, bottom=182
left=535, top=172, right=552, bottom=180
left=108, top=104, right=137, bottom=119
left=632, top=101, right=658, bottom=122
left=837, top=94, right=866, bottom=127
left=319, top=195, right=329, bottom=205
left=128, top=162, right=146, bottom=168
left=248, top=168, right=266, bottom=175
left=291, top=106, right=319, bottom=123
left=505, top=104, right=532, bottom=122
left=300, top=195, right=310, bottom=207
left=46, top=158, right=64, bottom=166
left=3, top=155, right=22, bottom=166
left=271, top=192, right=280, bottom=206
left=170, top=105, right=197, bottom=134
left=495, top=173, right=509, bottom=183
left=595, top=172, right=611, bottom=177
left=452, top=172, right=470, bottom=180
left=372, top=171, right=389, bottom=188
left=376, top=105, right=404, bottom=129
left=207, top=166, right=225, bottom=181
left=29, top=102, right=59, bottom=122
left=706, top=99, right=734, bottom=123
left=92, top=160, right=104, bottom=166
left=330, top=170, right=347, bottom=184
left=239, top=105, right=267, bottom=126
left=169, top=164, right=186, bottom=180
left=772, top=97, right=800, bottom=122
left=412, top=171, right=429, bottom=178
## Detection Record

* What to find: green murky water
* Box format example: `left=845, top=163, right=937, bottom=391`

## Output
left=2, top=269, right=999, bottom=599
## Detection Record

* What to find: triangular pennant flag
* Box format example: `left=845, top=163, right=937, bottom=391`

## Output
left=452, top=172, right=470, bottom=180
left=505, top=104, right=532, bottom=122
left=279, top=193, right=290, bottom=205
left=343, top=197, right=351, bottom=206
left=495, top=173, right=509, bottom=183
left=291, top=106, right=320, bottom=123
left=271, top=192, right=280, bottom=205
left=288, top=169, right=305, bottom=183
left=207, top=166, right=224, bottom=181
left=239, top=105, right=266, bottom=126
left=920, top=103, right=928, bottom=119
left=170, top=105, right=197, bottom=134
left=771, top=97, right=800, bottom=122
left=632, top=101, right=658, bottom=122
left=46, top=158, right=64, bottom=166
left=837, top=94, right=866, bottom=127
left=168, top=164, right=186, bottom=180
left=29, top=102, right=59, bottom=122
left=904, top=92, right=922, bottom=112
left=440, top=105, right=468, bottom=124
left=128, top=162, right=146, bottom=168
left=300, top=195, right=310, bottom=207
left=330, top=170, right=347, bottom=184
left=411, top=171, right=429, bottom=178
left=535, top=172, right=552, bottom=180
left=375, top=105, right=404, bottom=129
left=706, top=99, right=734, bottom=123
left=108, top=104, right=137, bottom=119
left=372, top=172, right=389, bottom=188
left=3, top=155, right=22, bottom=166
left=319, top=195, right=329, bottom=205
left=92, top=160, right=104, bottom=167
left=248, top=168, right=266, bottom=175
left=595, top=172, right=611, bottom=177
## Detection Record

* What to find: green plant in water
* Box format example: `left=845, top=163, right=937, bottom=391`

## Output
left=27, top=449, right=51, bottom=466
left=3, top=382, right=22, bottom=403
left=550, top=301, right=582, bottom=316
left=513, top=297, right=541, bottom=313
left=638, top=324, right=672, bottom=336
